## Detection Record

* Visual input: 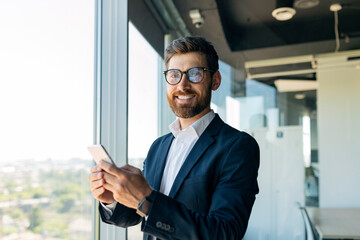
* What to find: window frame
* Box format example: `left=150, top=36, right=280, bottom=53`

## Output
left=94, top=0, right=129, bottom=239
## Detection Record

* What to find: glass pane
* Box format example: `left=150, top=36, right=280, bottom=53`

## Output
left=127, top=22, right=159, bottom=240
left=211, top=60, right=313, bottom=239
left=0, top=1, right=94, bottom=239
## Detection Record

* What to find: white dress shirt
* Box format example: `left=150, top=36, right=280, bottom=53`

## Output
left=160, top=110, right=215, bottom=195
left=102, top=110, right=215, bottom=216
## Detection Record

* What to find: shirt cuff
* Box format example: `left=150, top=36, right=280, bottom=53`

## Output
left=100, top=201, right=117, bottom=218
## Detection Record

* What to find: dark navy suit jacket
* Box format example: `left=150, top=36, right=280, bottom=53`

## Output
left=100, top=114, right=260, bottom=240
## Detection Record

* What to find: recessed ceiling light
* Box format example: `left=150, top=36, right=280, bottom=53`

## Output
left=272, top=7, right=296, bottom=21
left=272, top=0, right=296, bottom=21
left=294, top=93, right=306, bottom=100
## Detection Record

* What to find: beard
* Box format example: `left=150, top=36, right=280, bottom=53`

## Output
left=167, top=83, right=212, bottom=119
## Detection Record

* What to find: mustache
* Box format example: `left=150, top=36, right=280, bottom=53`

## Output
left=173, top=90, right=196, bottom=96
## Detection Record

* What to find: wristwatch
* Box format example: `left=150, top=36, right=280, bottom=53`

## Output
left=136, top=190, right=156, bottom=217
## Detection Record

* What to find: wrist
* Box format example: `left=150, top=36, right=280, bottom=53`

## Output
left=136, top=190, right=156, bottom=217
left=141, top=187, right=153, bottom=203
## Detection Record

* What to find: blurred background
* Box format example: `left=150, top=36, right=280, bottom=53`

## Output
left=0, top=0, right=359, bottom=239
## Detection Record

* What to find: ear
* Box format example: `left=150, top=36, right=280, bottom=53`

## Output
left=211, top=71, right=221, bottom=91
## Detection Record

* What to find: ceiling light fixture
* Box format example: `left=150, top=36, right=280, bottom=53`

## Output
left=330, top=3, right=342, bottom=52
left=330, top=3, right=342, bottom=12
left=294, top=0, right=319, bottom=9
left=274, top=79, right=318, bottom=92
left=189, top=9, right=204, bottom=28
left=294, top=93, right=306, bottom=100
left=272, top=0, right=296, bottom=21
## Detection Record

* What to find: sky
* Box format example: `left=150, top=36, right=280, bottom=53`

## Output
left=128, top=24, right=158, bottom=160
left=0, top=0, right=157, bottom=163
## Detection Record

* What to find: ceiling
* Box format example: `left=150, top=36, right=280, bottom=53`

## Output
left=172, top=0, right=360, bottom=69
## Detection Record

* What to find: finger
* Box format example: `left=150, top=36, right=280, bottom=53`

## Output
left=102, top=171, right=123, bottom=187
left=102, top=181, right=116, bottom=193
left=99, top=160, right=123, bottom=176
left=90, top=179, right=105, bottom=191
left=102, top=181, right=140, bottom=209
left=92, top=186, right=105, bottom=198
left=88, top=171, right=104, bottom=182
left=90, top=165, right=102, bottom=173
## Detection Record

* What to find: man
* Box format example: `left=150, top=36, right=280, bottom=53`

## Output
left=88, top=36, right=259, bottom=240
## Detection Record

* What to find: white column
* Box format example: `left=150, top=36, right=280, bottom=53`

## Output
left=317, top=52, right=360, bottom=207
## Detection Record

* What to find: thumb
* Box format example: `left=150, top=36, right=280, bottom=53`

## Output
left=121, top=164, right=141, bottom=174
left=99, top=160, right=120, bottom=176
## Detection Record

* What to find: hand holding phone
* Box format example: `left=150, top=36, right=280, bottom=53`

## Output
left=87, top=144, right=115, bottom=165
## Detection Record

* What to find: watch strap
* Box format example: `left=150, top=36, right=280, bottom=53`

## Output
left=136, top=190, right=156, bottom=217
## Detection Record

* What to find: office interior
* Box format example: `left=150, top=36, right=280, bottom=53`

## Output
left=0, top=0, right=359, bottom=239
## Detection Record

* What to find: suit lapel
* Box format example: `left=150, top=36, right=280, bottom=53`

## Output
left=168, top=115, right=224, bottom=198
left=152, top=134, right=174, bottom=191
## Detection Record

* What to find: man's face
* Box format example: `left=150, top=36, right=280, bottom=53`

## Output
left=166, top=52, right=214, bottom=119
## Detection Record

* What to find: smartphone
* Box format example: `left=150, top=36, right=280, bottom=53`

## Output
left=87, top=144, right=115, bottom=165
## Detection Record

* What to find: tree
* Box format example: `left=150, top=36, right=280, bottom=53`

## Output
left=29, top=207, right=43, bottom=232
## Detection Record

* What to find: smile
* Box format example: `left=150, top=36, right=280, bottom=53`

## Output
left=177, top=95, right=194, bottom=100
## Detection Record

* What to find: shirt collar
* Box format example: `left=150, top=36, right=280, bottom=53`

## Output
left=169, top=110, right=215, bottom=138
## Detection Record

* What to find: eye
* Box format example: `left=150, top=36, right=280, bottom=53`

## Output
left=188, top=68, right=203, bottom=82
left=168, top=70, right=180, bottom=79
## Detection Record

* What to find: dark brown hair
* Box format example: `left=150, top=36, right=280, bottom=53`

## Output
left=164, top=36, right=219, bottom=72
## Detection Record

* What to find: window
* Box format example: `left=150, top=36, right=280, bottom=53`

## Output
left=0, top=1, right=94, bottom=239
left=212, top=60, right=311, bottom=239
left=127, top=21, right=159, bottom=240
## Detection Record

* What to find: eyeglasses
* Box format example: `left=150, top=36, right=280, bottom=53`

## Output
left=163, top=67, right=214, bottom=85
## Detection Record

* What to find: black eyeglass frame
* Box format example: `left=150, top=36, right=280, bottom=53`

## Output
left=163, top=67, right=215, bottom=85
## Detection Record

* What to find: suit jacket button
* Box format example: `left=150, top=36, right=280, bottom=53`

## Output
left=161, top=223, right=167, bottom=230
left=156, top=221, right=162, bottom=228
left=165, top=224, right=170, bottom=231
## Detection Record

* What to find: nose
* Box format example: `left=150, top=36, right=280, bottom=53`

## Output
left=177, top=73, right=191, bottom=91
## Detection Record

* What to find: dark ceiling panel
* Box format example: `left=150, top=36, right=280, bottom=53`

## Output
left=167, top=0, right=360, bottom=71
left=129, top=0, right=166, bottom=57
left=216, top=0, right=360, bottom=51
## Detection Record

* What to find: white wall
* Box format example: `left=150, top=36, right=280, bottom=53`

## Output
left=245, top=126, right=305, bottom=240
left=317, top=55, right=360, bottom=207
